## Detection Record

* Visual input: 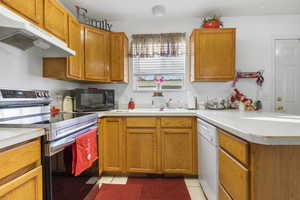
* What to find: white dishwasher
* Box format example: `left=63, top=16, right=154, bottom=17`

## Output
left=197, top=119, right=218, bottom=200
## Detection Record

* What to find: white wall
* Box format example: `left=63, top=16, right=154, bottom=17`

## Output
left=83, top=15, right=300, bottom=111
left=0, top=43, right=80, bottom=90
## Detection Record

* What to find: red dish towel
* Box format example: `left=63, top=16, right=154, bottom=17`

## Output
left=72, top=129, right=98, bottom=176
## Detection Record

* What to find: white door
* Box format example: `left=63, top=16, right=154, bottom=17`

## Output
left=275, top=39, right=300, bottom=114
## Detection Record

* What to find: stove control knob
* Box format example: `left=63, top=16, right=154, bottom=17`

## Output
left=36, top=92, right=41, bottom=97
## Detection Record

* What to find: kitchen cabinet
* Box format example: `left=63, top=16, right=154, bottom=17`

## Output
left=84, top=25, right=110, bottom=82
left=44, top=0, right=68, bottom=42
left=0, top=167, right=43, bottom=200
left=99, top=117, right=197, bottom=175
left=0, top=138, right=42, bottom=200
left=100, top=118, right=124, bottom=172
left=110, top=32, right=129, bottom=83
left=219, top=149, right=249, bottom=200
left=126, top=128, right=158, bottom=173
left=0, top=0, right=43, bottom=27
left=219, top=129, right=300, bottom=200
left=161, top=129, right=193, bottom=174
left=43, top=14, right=82, bottom=80
left=190, top=28, right=236, bottom=82
left=219, top=184, right=233, bottom=200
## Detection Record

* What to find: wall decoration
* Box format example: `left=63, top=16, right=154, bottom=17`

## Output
left=232, top=70, right=264, bottom=87
left=75, top=6, right=112, bottom=32
left=202, top=15, right=223, bottom=28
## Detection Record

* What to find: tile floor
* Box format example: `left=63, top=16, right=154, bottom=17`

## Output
left=87, top=176, right=207, bottom=200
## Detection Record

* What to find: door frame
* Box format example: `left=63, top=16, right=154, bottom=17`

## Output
left=270, top=35, right=300, bottom=112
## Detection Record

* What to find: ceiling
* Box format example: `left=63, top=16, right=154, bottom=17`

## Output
left=60, top=0, right=300, bottom=20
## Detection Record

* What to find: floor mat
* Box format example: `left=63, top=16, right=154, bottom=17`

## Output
left=127, top=177, right=191, bottom=200
left=95, top=184, right=143, bottom=200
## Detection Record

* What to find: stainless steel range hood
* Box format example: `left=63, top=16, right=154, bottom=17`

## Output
left=0, top=5, right=75, bottom=57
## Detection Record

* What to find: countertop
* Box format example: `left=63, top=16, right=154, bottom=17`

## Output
left=0, top=128, right=45, bottom=149
left=97, top=109, right=300, bottom=145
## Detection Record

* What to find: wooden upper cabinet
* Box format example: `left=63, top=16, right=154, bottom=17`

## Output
left=190, top=28, right=236, bottom=82
left=126, top=128, right=158, bottom=173
left=0, top=0, right=43, bottom=27
left=44, top=0, right=68, bottom=42
left=67, top=15, right=82, bottom=79
left=42, top=14, right=82, bottom=80
left=84, top=25, right=110, bottom=82
left=110, top=32, right=129, bottom=83
left=161, top=129, right=193, bottom=174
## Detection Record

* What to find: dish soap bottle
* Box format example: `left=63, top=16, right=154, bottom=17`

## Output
left=128, top=98, right=135, bottom=110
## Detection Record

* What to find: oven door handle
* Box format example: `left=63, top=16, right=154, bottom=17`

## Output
left=45, top=125, right=98, bottom=156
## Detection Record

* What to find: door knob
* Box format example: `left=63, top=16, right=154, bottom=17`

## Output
left=277, top=106, right=284, bottom=111
left=277, top=97, right=282, bottom=102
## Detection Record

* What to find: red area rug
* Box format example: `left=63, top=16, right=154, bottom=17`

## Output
left=127, top=177, right=191, bottom=200
left=95, top=184, right=142, bottom=200
left=90, top=177, right=191, bottom=200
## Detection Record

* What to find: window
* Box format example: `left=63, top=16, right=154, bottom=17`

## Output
left=131, top=33, right=186, bottom=91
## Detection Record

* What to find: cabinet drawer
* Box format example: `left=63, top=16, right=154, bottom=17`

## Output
left=161, top=117, right=193, bottom=128
left=219, top=129, right=249, bottom=166
left=0, top=139, right=41, bottom=180
left=219, top=184, right=233, bottom=200
left=126, top=117, right=156, bottom=128
left=0, top=166, right=42, bottom=199
left=219, top=149, right=249, bottom=200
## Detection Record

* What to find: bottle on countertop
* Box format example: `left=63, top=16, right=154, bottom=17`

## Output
left=128, top=98, right=135, bottom=110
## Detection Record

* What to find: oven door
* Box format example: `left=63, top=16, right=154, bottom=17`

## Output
left=43, top=125, right=98, bottom=200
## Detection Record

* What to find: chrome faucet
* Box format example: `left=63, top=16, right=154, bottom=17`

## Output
left=166, top=98, right=172, bottom=108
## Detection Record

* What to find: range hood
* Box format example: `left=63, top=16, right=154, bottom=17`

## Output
left=0, top=5, right=75, bottom=57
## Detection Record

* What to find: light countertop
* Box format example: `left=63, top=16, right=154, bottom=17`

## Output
left=0, top=128, right=45, bottom=149
left=97, top=109, right=300, bottom=145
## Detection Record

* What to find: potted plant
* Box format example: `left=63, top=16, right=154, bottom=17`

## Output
left=202, top=15, right=223, bottom=28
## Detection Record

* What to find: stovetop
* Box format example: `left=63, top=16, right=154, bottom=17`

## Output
left=0, top=112, right=92, bottom=125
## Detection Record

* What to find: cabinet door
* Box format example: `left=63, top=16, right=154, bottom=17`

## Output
left=126, top=128, right=157, bottom=173
left=0, top=166, right=43, bottom=200
left=110, top=33, right=128, bottom=82
left=219, top=149, right=249, bottom=200
left=84, top=26, right=110, bottom=82
left=101, top=118, right=124, bottom=172
left=193, top=29, right=235, bottom=81
left=1, top=0, right=43, bottom=27
left=44, top=0, right=68, bottom=42
left=161, top=129, right=193, bottom=174
left=67, top=15, right=82, bottom=80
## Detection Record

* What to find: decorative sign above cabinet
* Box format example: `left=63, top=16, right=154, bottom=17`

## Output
left=75, top=6, right=112, bottom=32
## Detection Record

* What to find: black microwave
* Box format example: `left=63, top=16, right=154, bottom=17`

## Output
left=71, top=89, right=115, bottom=112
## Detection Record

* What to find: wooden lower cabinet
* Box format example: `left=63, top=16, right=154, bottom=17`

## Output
left=219, top=184, right=233, bottom=200
left=161, top=129, right=193, bottom=174
left=0, top=138, right=42, bottom=200
left=126, top=128, right=157, bottom=173
left=219, top=129, right=300, bottom=200
left=100, top=118, right=124, bottom=172
left=0, top=167, right=43, bottom=200
left=219, top=149, right=249, bottom=200
left=100, top=117, right=196, bottom=175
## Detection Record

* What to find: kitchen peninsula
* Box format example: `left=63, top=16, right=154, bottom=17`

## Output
left=98, top=109, right=300, bottom=200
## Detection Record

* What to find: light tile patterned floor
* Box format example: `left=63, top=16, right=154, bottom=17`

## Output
left=184, top=178, right=207, bottom=200
left=88, top=176, right=206, bottom=200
